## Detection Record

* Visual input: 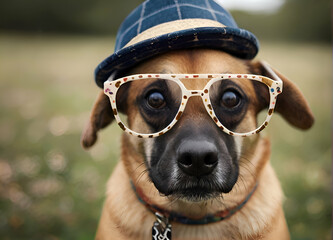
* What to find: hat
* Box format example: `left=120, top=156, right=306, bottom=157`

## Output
left=95, top=0, right=259, bottom=88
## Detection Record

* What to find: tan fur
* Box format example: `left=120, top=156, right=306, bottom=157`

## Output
left=83, top=49, right=314, bottom=239
left=96, top=137, right=287, bottom=240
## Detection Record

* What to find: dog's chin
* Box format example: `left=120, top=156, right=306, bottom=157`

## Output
left=169, top=187, right=222, bottom=202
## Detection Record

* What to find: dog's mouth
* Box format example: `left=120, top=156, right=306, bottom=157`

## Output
left=164, top=178, right=231, bottom=202
left=149, top=160, right=239, bottom=202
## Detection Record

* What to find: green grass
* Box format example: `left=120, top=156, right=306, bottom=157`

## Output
left=258, top=41, right=332, bottom=239
left=0, top=34, right=331, bottom=239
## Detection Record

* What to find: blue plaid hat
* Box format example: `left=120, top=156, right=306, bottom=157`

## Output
left=95, top=0, right=259, bottom=88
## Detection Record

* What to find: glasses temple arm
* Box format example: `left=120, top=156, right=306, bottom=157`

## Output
left=259, top=61, right=283, bottom=84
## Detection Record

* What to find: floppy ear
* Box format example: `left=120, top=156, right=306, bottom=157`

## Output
left=81, top=91, right=114, bottom=149
left=250, top=61, right=314, bottom=130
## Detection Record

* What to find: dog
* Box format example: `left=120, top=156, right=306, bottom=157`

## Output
left=81, top=1, right=314, bottom=239
left=81, top=49, right=314, bottom=240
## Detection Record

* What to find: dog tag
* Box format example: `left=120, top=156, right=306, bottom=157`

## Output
left=152, top=213, right=172, bottom=240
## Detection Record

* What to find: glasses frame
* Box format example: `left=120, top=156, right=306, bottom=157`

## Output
left=104, top=62, right=283, bottom=138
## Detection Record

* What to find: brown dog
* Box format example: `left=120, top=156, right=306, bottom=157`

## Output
left=81, top=49, right=314, bottom=240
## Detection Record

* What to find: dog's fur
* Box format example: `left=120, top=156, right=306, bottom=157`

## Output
left=82, top=49, right=314, bottom=240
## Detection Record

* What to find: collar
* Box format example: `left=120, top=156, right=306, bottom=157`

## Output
left=131, top=181, right=258, bottom=225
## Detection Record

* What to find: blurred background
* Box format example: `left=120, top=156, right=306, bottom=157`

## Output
left=0, top=0, right=331, bottom=239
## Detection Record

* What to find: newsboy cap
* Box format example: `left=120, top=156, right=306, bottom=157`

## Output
left=94, top=0, right=259, bottom=88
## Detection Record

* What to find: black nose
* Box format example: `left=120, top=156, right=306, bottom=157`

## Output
left=177, top=140, right=218, bottom=177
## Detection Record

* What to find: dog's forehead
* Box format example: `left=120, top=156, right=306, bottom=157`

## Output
left=131, top=49, right=249, bottom=75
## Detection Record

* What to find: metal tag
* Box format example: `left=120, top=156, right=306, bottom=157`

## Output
left=152, top=212, right=172, bottom=240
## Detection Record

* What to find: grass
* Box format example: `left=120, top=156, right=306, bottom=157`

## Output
left=258, top=41, right=332, bottom=239
left=0, top=33, right=331, bottom=239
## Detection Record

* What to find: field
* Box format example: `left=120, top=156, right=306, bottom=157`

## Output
left=0, top=34, right=331, bottom=239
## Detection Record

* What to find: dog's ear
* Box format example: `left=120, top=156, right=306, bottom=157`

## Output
left=250, top=61, right=314, bottom=130
left=81, top=91, right=114, bottom=149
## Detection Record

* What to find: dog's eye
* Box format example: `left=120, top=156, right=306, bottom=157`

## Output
left=146, top=91, right=166, bottom=109
left=221, top=90, right=241, bottom=109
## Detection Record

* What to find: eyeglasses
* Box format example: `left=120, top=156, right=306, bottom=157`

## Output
left=104, top=62, right=283, bottom=138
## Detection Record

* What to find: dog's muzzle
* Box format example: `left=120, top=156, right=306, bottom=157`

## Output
left=148, top=123, right=239, bottom=202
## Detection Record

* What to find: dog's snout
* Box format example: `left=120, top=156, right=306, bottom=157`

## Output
left=177, top=141, right=218, bottom=177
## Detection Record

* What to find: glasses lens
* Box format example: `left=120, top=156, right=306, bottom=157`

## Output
left=116, top=78, right=182, bottom=135
left=209, top=78, right=270, bottom=134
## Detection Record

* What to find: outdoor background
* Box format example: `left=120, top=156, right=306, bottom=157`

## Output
left=0, top=0, right=331, bottom=239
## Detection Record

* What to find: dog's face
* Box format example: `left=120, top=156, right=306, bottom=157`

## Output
left=82, top=49, right=314, bottom=202
left=120, top=50, right=261, bottom=201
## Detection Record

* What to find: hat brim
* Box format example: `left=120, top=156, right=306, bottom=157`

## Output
left=95, top=27, right=259, bottom=88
